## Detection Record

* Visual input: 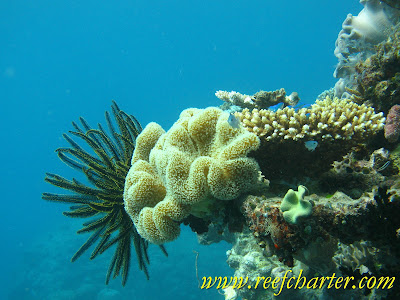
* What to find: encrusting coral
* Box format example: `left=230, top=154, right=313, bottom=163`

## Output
left=123, top=107, right=261, bottom=244
left=385, top=105, right=400, bottom=143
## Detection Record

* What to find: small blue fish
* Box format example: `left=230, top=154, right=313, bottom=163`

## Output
left=228, top=113, right=241, bottom=129
left=270, top=103, right=285, bottom=111
left=304, top=140, right=318, bottom=152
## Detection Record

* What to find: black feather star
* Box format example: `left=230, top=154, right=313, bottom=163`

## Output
left=42, top=101, right=167, bottom=286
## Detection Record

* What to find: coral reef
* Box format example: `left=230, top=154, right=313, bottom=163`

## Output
left=381, top=0, right=400, bottom=10
left=334, top=0, right=400, bottom=98
left=226, top=232, right=390, bottom=300
left=345, top=24, right=400, bottom=114
left=385, top=105, right=400, bottom=143
left=194, top=196, right=249, bottom=245
left=242, top=184, right=400, bottom=268
left=333, top=240, right=396, bottom=277
left=238, top=183, right=400, bottom=299
left=216, top=88, right=300, bottom=110
left=322, top=148, right=397, bottom=197
left=123, top=107, right=261, bottom=244
left=41, top=2, right=400, bottom=295
left=226, top=231, right=316, bottom=300
left=389, top=144, right=400, bottom=172
left=235, top=96, right=385, bottom=180
left=226, top=231, right=286, bottom=300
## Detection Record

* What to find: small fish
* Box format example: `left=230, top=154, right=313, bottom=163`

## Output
left=270, top=103, right=285, bottom=111
left=304, top=140, right=318, bottom=152
left=377, top=161, right=390, bottom=172
left=228, top=113, right=241, bottom=129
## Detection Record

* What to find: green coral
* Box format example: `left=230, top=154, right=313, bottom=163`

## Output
left=280, top=185, right=312, bottom=224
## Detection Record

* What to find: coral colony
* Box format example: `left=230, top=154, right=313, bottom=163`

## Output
left=43, top=0, right=400, bottom=299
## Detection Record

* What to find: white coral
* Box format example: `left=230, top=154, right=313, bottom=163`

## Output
left=215, top=90, right=253, bottom=106
left=334, top=0, right=400, bottom=98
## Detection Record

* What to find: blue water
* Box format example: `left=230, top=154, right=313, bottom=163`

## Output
left=1, top=1, right=361, bottom=299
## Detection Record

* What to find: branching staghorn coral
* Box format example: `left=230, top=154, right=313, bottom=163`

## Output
left=123, top=107, right=261, bottom=245
left=235, top=97, right=385, bottom=180
left=42, top=102, right=167, bottom=286
left=236, top=97, right=385, bottom=142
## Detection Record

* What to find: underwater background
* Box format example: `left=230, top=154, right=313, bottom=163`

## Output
left=0, top=0, right=363, bottom=299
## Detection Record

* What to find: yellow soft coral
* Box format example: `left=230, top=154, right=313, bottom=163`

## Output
left=124, top=107, right=260, bottom=244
